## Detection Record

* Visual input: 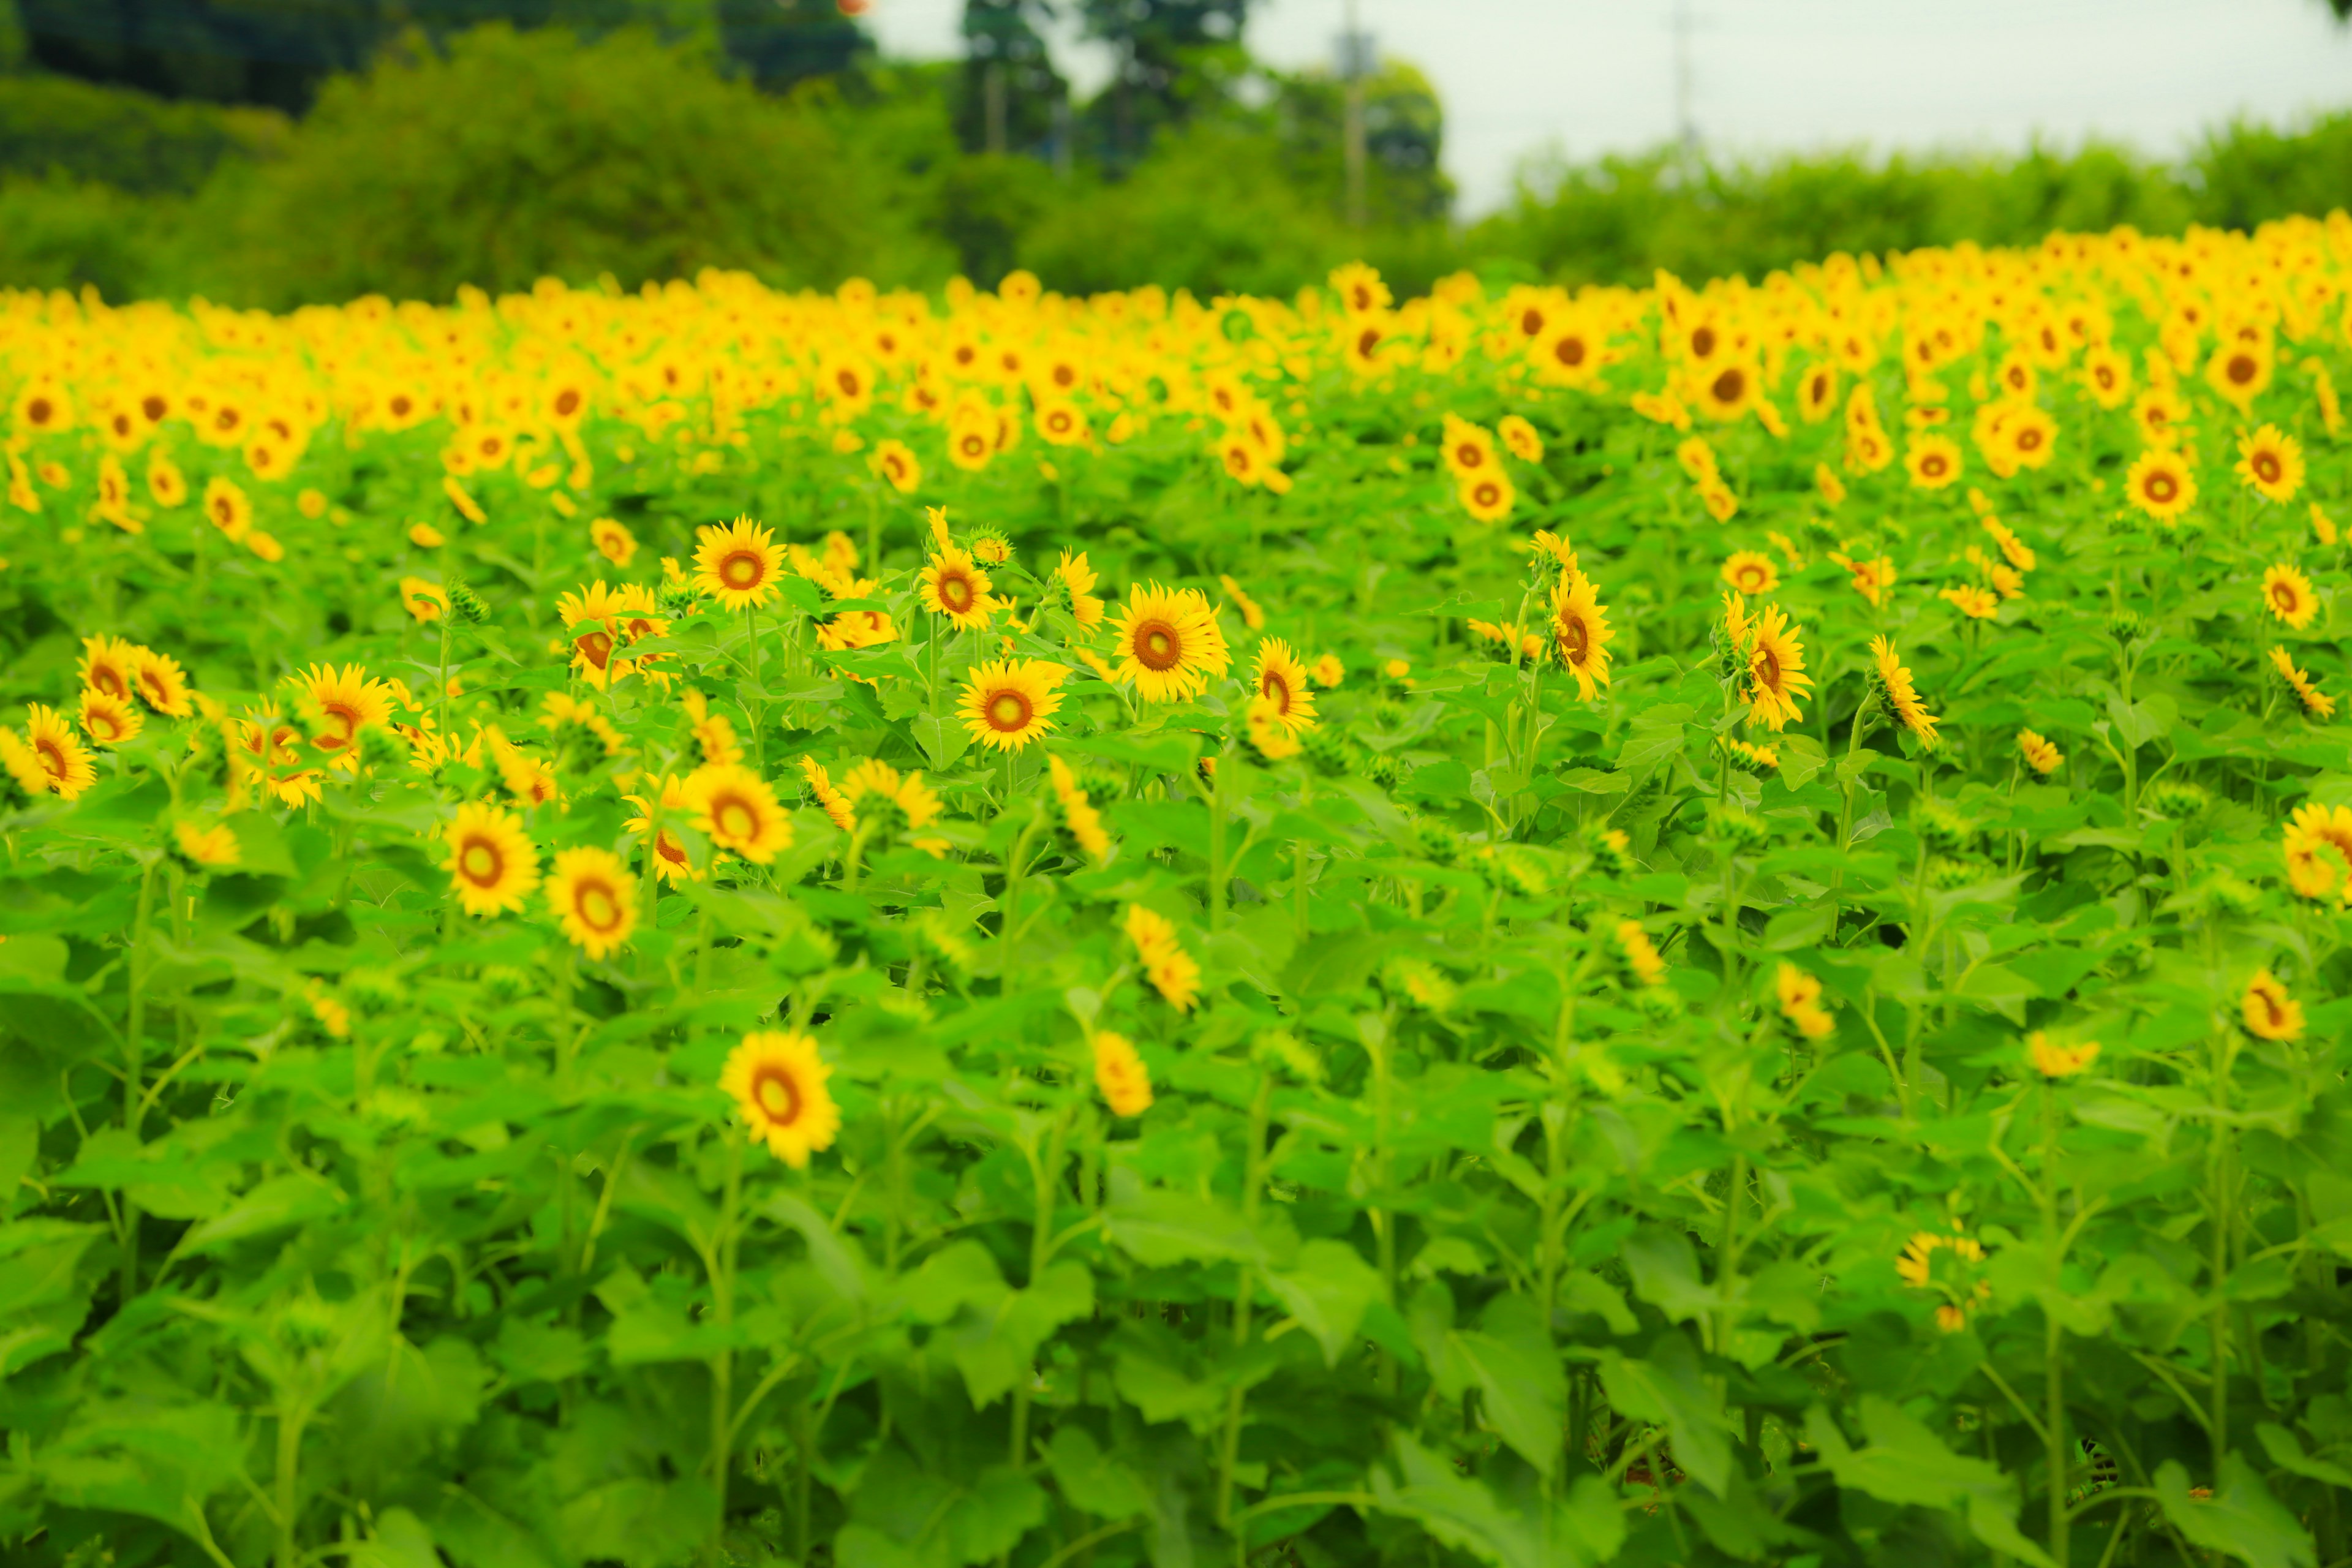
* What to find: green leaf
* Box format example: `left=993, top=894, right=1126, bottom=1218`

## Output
left=2256, top=1421, right=2352, bottom=1489
left=1448, top=1295, right=1562, bottom=1478
left=1619, top=1227, right=1719, bottom=1324
left=1808, top=1396, right=2055, bottom=1568
left=1598, top=1332, right=1731, bottom=1496
left=2154, top=1456, right=2316, bottom=1568
left=1044, top=1425, right=1155, bottom=1520
left=1263, top=1238, right=1385, bottom=1368
left=1371, top=1435, right=1623, bottom=1568
left=1105, top=1187, right=1269, bottom=1268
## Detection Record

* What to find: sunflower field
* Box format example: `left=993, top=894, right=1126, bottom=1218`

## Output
left=5, top=220, right=2352, bottom=1568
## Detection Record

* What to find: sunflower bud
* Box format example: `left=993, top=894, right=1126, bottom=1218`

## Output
left=1634, top=984, right=1684, bottom=1023
left=1356, top=750, right=1405, bottom=788
left=1300, top=725, right=1358, bottom=777
left=2144, top=780, right=2209, bottom=821
left=448, top=582, right=491, bottom=624
left=344, top=967, right=405, bottom=1016
left=1705, top=802, right=1769, bottom=853
left=1928, top=854, right=1989, bottom=890
left=657, top=582, right=701, bottom=619
left=1583, top=823, right=1634, bottom=876
left=1411, top=815, right=1461, bottom=864
left=478, top=964, right=531, bottom=1003
left=1913, top=799, right=1974, bottom=853
left=2105, top=606, right=2143, bottom=643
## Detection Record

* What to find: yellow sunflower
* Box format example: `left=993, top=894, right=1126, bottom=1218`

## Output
left=1459, top=472, right=1515, bottom=523
left=1092, top=1030, right=1153, bottom=1118
left=546, top=846, right=638, bottom=959
left=693, top=516, right=785, bottom=612
left=686, top=763, right=793, bottom=864
left=1940, top=586, right=2000, bottom=620
left=1869, top=636, right=1940, bottom=749
left=202, top=476, right=251, bottom=539
left=1108, top=584, right=1232, bottom=703
left=623, top=773, right=704, bottom=884
left=1904, top=434, right=1962, bottom=489
left=295, top=663, right=396, bottom=768
left=2027, top=1033, right=2100, bottom=1079
left=1721, top=551, right=1778, bottom=597
left=1497, top=414, right=1544, bottom=461
left=1741, top=603, right=1814, bottom=731
left=443, top=802, right=540, bottom=918
left=870, top=439, right=922, bottom=494
left=131, top=647, right=193, bottom=717
left=590, top=517, right=638, bottom=567
left=78, top=636, right=141, bottom=701
left=2242, top=969, right=2304, bottom=1041
left=79, top=688, right=141, bottom=747
left=957, top=658, right=1068, bottom=752
left=19, top=704, right=96, bottom=800
left=2269, top=646, right=2336, bottom=720
left=1550, top=571, right=1615, bottom=701
left=173, top=818, right=242, bottom=869
left=2018, top=729, right=2065, bottom=774
left=2206, top=339, right=2272, bottom=414
left=918, top=545, right=998, bottom=631
left=2236, top=424, right=2305, bottom=503
left=401, top=578, right=448, bottom=623
left=2264, top=564, right=2318, bottom=631
left=1440, top=413, right=1498, bottom=481
left=1251, top=638, right=1319, bottom=736
left=2124, top=447, right=2196, bottom=521
left=720, top=1030, right=840, bottom=1169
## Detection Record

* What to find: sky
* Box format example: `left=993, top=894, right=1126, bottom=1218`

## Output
left=861, top=0, right=2352, bottom=216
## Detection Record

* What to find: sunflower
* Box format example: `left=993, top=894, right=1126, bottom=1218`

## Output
left=798, top=756, right=858, bottom=834
left=1497, top=414, right=1544, bottom=461
left=173, top=819, right=241, bottom=869
left=546, top=846, right=638, bottom=960
left=1691, top=358, right=1759, bottom=422
left=686, top=763, right=793, bottom=864
left=1311, top=654, right=1345, bottom=688
left=1092, top=1030, right=1153, bottom=1117
left=74, top=636, right=138, bottom=702
left=2236, top=424, right=2305, bottom=503
left=79, top=689, right=141, bottom=747
left=1904, top=434, right=1962, bottom=489
left=684, top=516, right=777, bottom=612
left=1108, top=584, right=1232, bottom=703
left=1440, top=414, right=1497, bottom=481
left=2124, top=447, right=2196, bottom=521
left=840, top=759, right=943, bottom=832
left=0, top=728, right=45, bottom=800
left=2264, top=564, right=2319, bottom=630
left=1814, top=463, right=1846, bottom=506
left=1796, top=363, right=1838, bottom=423
left=2027, top=1033, right=2100, bottom=1079
left=130, top=647, right=192, bottom=717
left=2206, top=339, right=2272, bottom=414
left=1047, top=755, right=1112, bottom=861
left=918, top=545, right=997, bottom=631
left=1869, top=636, right=1940, bottom=749
left=1721, top=551, right=1778, bottom=597
left=2242, top=969, right=2304, bottom=1041
left=2018, top=729, right=2065, bottom=774
left=2000, top=405, right=2057, bottom=470
left=946, top=409, right=996, bottom=471
left=957, top=658, right=1068, bottom=753
left=1550, top=571, right=1615, bottom=701
left=623, top=773, right=704, bottom=884
left=720, top=1030, right=840, bottom=1169
left=870, top=439, right=922, bottom=494
left=1125, top=904, right=1201, bottom=1011
left=1615, top=921, right=1666, bottom=986
left=1941, top=586, right=1999, bottom=620
left=296, top=663, right=396, bottom=767
left=443, top=802, right=540, bottom=917
left=1250, top=639, right=1319, bottom=736
left=15, top=704, right=95, bottom=799
left=1458, top=472, right=1515, bottom=522
left=590, top=517, right=638, bottom=567
left=1055, top=549, right=1104, bottom=628
left=1036, top=401, right=1087, bottom=447
left=202, top=476, right=251, bottom=540
left=2270, top=646, right=2336, bottom=720
left=231, top=708, right=321, bottom=808
left=401, top=578, right=449, bottom=624
left=1741, top=603, right=1814, bottom=731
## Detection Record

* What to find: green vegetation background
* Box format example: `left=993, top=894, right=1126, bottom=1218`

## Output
left=1, top=1, right=2350, bottom=305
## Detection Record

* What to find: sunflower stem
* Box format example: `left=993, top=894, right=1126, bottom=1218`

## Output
left=119, top=854, right=157, bottom=1305
left=2043, top=1078, right=2071, bottom=1568
left=1209, top=741, right=1229, bottom=933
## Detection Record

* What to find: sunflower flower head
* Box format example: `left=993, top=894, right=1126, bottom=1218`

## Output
left=720, top=1030, right=840, bottom=1169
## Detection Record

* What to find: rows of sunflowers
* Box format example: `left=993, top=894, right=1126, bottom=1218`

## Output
left=4, top=217, right=2352, bottom=1568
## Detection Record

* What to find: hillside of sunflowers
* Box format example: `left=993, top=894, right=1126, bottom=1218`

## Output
left=6, top=213, right=2352, bottom=1568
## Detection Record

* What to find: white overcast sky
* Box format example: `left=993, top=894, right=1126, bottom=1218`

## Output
left=862, top=0, right=2352, bottom=215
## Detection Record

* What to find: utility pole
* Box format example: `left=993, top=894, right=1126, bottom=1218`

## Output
left=984, top=60, right=1008, bottom=154
left=1338, top=0, right=1371, bottom=228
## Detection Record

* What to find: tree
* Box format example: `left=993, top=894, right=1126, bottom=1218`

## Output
left=956, top=0, right=1063, bottom=157
left=1271, top=56, right=1450, bottom=226
left=717, top=0, right=869, bottom=92
left=1075, top=0, right=1249, bottom=169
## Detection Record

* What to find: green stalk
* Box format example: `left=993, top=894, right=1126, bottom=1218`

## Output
left=2208, top=1025, right=2234, bottom=1476
left=1008, top=1104, right=1071, bottom=1471
left=1208, top=742, right=1230, bottom=932
left=121, top=856, right=157, bottom=1303
left=2043, top=1080, right=2070, bottom=1568
left=1216, top=1072, right=1276, bottom=1541
left=705, top=1133, right=745, bottom=1566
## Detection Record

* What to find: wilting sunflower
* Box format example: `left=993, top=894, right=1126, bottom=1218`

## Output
left=2236, top=424, right=2305, bottom=503
left=1092, top=1030, right=1153, bottom=1118
left=131, top=647, right=193, bottom=717
left=957, top=658, right=1068, bottom=753
left=443, top=802, right=540, bottom=917
left=1550, top=571, right=1615, bottom=701
left=918, top=545, right=998, bottom=631
left=79, top=689, right=141, bottom=747
left=687, top=763, right=793, bottom=864
left=623, top=773, right=704, bottom=884
left=1741, top=603, right=1814, bottom=731
left=296, top=663, right=396, bottom=767
left=1721, top=551, right=1778, bottom=597
left=2263, top=564, right=2319, bottom=630
left=1869, top=636, right=1940, bottom=749
left=1109, top=584, right=1232, bottom=703
left=720, top=1030, right=840, bottom=1169
left=1904, top=434, right=1962, bottom=489
left=692, top=516, right=785, bottom=611
left=2124, top=447, right=2196, bottom=521
left=2242, top=970, right=2304, bottom=1041
left=546, top=846, right=638, bottom=960
left=18, top=704, right=96, bottom=799
left=2018, top=729, right=2065, bottom=774
left=1459, top=472, right=1515, bottom=522
left=1251, top=639, right=1319, bottom=736
left=2269, top=646, right=2337, bottom=719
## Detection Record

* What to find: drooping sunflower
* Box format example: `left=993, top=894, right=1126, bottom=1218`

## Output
left=1869, top=636, right=1940, bottom=749
left=686, top=763, right=793, bottom=864
left=2269, top=646, right=2336, bottom=720
left=1092, top=1031, right=1153, bottom=1118
left=443, top=802, right=540, bottom=918
left=295, top=663, right=396, bottom=767
left=1109, top=584, right=1232, bottom=703
left=957, top=658, right=1068, bottom=753
left=546, top=846, right=638, bottom=960
left=2018, top=729, right=2065, bottom=775
left=18, top=704, right=96, bottom=799
left=2236, top=424, right=2305, bottom=503
left=720, top=1030, right=840, bottom=1169
left=1550, top=571, right=1615, bottom=701
left=623, top=773, right=704, bottom=884
left=2242, top=969, right=2304, bottom=1041
left=692, top=516, right=785, bottom=612
left=1741, top=603, right=1814, bottom=732
left=918, top=544, right=997, bottom=631
left=1720, top=551, right=1778, bottom=597
left=131, top=647, right=193, bottom=717
left=2124, top=447, right=2196, bottom=521
left=79, top=688, right=141, bottom=747
left=2264, top=564, right=2319, bottom=630
left=1904, top=434, right=1962, bottom=489
left=1251, top=639, right=1319, bottom=736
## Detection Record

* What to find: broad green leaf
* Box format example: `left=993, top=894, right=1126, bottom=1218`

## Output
left=2154, top=1456, right=2316, bottom=1568
left=1263, top=1237, right=1385, bottom=1367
